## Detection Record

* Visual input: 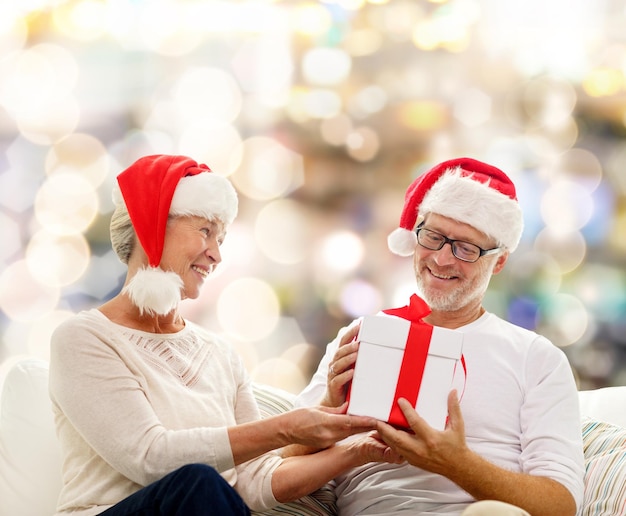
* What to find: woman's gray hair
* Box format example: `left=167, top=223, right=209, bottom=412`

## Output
left=110, top=200, right=136, bottom=265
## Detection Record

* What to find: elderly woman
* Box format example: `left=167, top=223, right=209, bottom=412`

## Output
left=49, top=155, right=398, bottom=516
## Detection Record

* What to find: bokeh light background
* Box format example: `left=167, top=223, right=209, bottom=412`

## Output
left=1, top=0, right=626, bottom=394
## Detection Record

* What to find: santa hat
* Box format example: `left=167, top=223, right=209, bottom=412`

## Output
left=113, top=154, right=238, bottom=315
left=387, top=157, right=523, bottom=257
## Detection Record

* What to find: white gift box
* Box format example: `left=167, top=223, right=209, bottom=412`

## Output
left=347, top=314, right=464, bottom=430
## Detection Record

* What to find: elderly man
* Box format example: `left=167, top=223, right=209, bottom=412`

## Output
left=296, top=158, right=584, bottom=516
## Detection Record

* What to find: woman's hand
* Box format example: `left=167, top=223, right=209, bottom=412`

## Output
left=343, top=431, right=405, bottom=466
left=281, top=404, right=377, bottom=450
left=321, top=323, right=361, bottom=408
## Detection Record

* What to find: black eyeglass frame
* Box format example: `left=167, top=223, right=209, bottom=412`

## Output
left=415, top=225, right=501, bottom=263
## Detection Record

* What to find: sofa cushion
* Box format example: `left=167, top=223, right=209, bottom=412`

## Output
left=581, top=417, right=626, bottom=515
left=0, top=358, right=62, bottom=516
left=579, top=386, right=626, bottom=428
left=252, top=382, right=338, bottom=516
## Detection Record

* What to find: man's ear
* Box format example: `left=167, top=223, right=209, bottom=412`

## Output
left=492, top=251, right=509, bottom=275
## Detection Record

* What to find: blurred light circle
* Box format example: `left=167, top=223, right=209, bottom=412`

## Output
left=582, top=67, right=624, bottom=97
left=302, top=47, right=352, bottom=86
left=412, top=14, right=470, bottom=52
left=534, top=228, right=586, bottom=274
left=349, top=85, right=388, bottom=117
left=212, top=222, right=256, bottom=272
left=0, top=43, right=78, bottom=116
left=26, top=230, right=91, bottom=287
left=117, top=128, right=175, bottom=157
left=0, top=211, right=21, bottom=263
left=179, top=120, right=243, bottom=175
left=573, top=344, right=614, bottom=380
left=46, top=133, right=109, bottom=187
left=138, top=2, right=204, bottom=56
left=0, top=164, right=41, bottom=213
left=231, top=41, right=293, bottom=101
left=505, top=251, right=562, bottom=297
left=285, top=88, right=311, bottom=123
left=173, top=67, right=242, bottom=123
left=527, top=117, right=579, bottom=155
left=291, top=3, right=332, bottom=36
left=567, top=264, right=626, bottom=322
left=506, top=295, right=540, bottom=330
left=368, top=0, right=424, bottom=39
left=521, top=76, right=577, bottom=129
left=217, top=277, right=280, bottom=341
left=27, top=309, right=74, bottom=361
left=336, top=0, right=366, bottom=11
left=303, top=89, right=342, bottom=119
left=0, top=260, right=60, bottom=322
left=541, top=180, right=593, bottom=232
left=231, top=136, right=304, bottom=200
left=250, top=357, right=307, bottom=394
left=340, top=279, right=382, bottom=318
left=1, top=320, right=33, bottom=358
left=344, top=28, right=383, bottom=56
left=34, top=172, right=99, bottom=235
left=453, top=88, right=492, bottom=127
left=399, top=101, right=448, bottom=131
left=346, top=126, right=380, bottom=162
left=79, top=251, right=127, bottom=301
left=230, top=340, right=260, bottom=374
left=319, top=230, right=364, bottom=273
left=281, top=343, right=320, bottom=377
left=391, top=283, right=420, bottom=309
left=52, top=0, right=108, bottom=41
left=255, top=199, right=309, bottom=265
left=16, top=94, right=80, bottom=145
left=538, top=293, right=589, bottom=347
left=0, top=11, right=28, bottom=54
left=320, top=114, right=353, bottom=146
left=553, top=148, right=603, bottom=192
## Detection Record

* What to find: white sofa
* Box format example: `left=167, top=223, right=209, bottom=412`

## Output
left=1, top=358, right=625, bottom=516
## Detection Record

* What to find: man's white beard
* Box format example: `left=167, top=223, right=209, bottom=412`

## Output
left=415, top=262, right=493, bottom=313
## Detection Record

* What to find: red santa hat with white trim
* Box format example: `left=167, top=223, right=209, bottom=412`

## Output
left=112, top=154, right=238, bottom=315
left=387, top=157, right=523, bottom=256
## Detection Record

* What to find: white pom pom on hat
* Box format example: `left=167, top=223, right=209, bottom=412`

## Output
left=387, top=157, right=523, bottom=257
left=114, top=154, right=238, bottom=315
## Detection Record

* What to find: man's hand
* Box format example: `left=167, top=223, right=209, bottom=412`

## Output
left=321, top=323, right=361, bottom=408
left=376, top=390, right=470, bottom=476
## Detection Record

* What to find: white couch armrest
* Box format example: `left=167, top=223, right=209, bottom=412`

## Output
left=579, top=386, right=626, bottom=428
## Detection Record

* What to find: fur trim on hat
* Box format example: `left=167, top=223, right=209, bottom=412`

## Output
left=122, top=267, right=183, bottom=316
left=420, top=168, right=523, bottom=252
left=387, top=227, right=418, bottom=257
left=170, top=173, right=238, bottom=226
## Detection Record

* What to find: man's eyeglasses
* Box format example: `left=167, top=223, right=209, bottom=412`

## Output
left=415, top=226, right=501, bottom=263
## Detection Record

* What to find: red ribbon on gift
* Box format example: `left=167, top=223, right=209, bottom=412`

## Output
left=382, top=294, right=433, bottom=428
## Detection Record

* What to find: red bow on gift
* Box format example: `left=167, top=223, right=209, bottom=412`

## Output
left=382, top=294, right=435, bottom=428
left=382, top=293, right=431, bottom=321
left=382, top=294, right=466, bottom=428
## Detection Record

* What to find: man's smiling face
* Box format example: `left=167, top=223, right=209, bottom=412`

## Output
left=413, top=213, right=505, bottom=313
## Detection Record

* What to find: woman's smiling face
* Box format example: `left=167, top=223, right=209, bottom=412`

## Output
left=159, top=215, right=225, bottom=300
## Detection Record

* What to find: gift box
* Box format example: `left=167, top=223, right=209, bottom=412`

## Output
left=347, top=296, right=464, bottom=430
